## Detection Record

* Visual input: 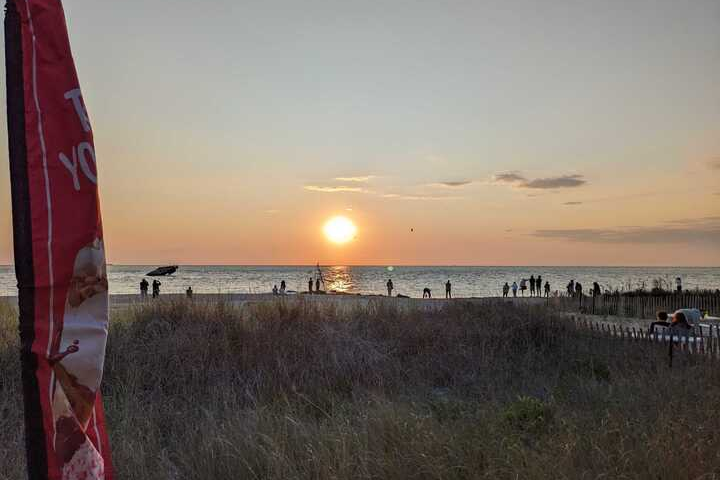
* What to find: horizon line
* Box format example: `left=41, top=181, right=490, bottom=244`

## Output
left=2, top=263, right=718, bottom=268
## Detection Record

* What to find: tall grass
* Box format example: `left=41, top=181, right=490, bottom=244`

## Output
left=1, top=298, right=720, bottom=479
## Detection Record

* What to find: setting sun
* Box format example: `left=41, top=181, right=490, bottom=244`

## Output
left=323, top=216, right=357, bottom=245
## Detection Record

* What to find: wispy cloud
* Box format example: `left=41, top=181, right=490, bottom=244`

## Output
left=524, top=175, right=586, bottom=189
left=532, top=217, right=720, bottom=245
left=264, top=209, right=280, bottom=214
left=304, top=178, right=462, bottom=201
left=493, top=171, right=587, bottom=189
left=493, top=172, right=527, bottom=184
left=428, top=180, right=473, bottom=188
left=563, top=201, right=583, bottom=206
left=334, top=175, right=376, bottom=182
left=382, top=193, right=463, bottom=201
left=303, top=185, right=368, bottom=193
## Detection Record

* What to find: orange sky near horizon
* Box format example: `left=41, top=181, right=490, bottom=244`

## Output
left=0, top=0, right=719, bottom=267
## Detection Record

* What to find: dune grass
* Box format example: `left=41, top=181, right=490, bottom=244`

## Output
left=1, top=298, right=720, bottom=479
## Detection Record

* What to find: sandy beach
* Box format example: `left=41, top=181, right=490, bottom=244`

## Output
left=0, top=293, right=550, bottom=310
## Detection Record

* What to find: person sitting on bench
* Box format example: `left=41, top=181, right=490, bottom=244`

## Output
left=650, top=308, right=702, bottom=333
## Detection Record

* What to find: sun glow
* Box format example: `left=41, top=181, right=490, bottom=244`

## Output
left=323, top=216, right=357, bottom=244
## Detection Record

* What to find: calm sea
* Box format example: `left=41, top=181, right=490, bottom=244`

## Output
left=0, top=265, right=718, bottom=298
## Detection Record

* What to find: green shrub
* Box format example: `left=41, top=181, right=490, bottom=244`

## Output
left=503, top=395, right=553, bottom=433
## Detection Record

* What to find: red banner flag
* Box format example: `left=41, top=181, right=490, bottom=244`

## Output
left=5, top=1, right=113, bottom=478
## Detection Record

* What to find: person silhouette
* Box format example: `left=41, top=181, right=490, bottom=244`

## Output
left=445, top=280, right=452, bottom=299
left=152, top=279, right=161, bottom=298
left=272, top=285, right=278, bottom=295
left=186, top=286, right=193, bottom=298
left=544, top=281, right=550, bottom=297
left=529, top=275, right=536, bottom=297
left=315, top=278, right=321, bottom=293
left=512, top=281, right=518, bottom=297
left=140, top=278, right=149, bottom=298
left=280, top=280, right=286, bottom=294
left=536, top=276, right=542, bottom=296
left=386, top=279, right=394, bottom=297
left=503, top=282, right=509, bottom=298
left=423, top=287, right=432, bottom=298
left=308, top=277, right=313, bottom=294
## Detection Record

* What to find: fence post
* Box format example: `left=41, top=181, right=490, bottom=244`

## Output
left=640, top=296, right=644, bottom=319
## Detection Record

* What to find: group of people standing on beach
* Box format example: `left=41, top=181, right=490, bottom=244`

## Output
left=418, top=280, right=453, bottom=298
left=272, top=280, right=288, bottom=295
left=503, top=275, right=550, bottom=298
left=501, top=276, right=607, bottom=299
left=139, top=278, right=162, bottom=298
left=272, top=278, right=323, bottom=294
left=564, top=279, right=602, bottom=298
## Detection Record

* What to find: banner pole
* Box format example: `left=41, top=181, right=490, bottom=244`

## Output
left=5, top=1, right=49, bottom=477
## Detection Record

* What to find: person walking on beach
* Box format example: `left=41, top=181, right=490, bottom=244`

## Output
left=280, top=280, right=286, bottom=294
left=536, top=276, right=542, bottom=296
left=140, top=278, right=149, bottom=298
left=503, top=282, right=510, bottom=298
left=575, top=282, right=583, bottom=297
left=512, top=281, right=518, bottom=297
left=676, top=277, right=682, bottom=293
left=387, top=279, right=394, bottom=297
left=567, top=280, right=575, bottom=297
left=544, top=281, right=550, bottom=297
left=152, top=279, right=161, bottom=298
left=529, top=275, right=536, bottom=296
left=519, top=279, right=527, bottom=296
left=423, top=287, right=432, bottom=298
left=308, top=277, right=314, bottom=294
left=445, top=280, right=452, bottom=299
left=592, top=282, right=601, bottom=297
left=315, top=278, right=321, bottom=293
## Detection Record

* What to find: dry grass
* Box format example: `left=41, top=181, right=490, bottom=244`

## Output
left=2, top=298, right=720, bottom=479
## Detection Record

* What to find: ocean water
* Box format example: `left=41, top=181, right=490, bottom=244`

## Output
left=0, top=265, right=718, bottom=298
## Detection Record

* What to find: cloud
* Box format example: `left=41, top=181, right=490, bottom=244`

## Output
left=563, top=201, right=583, bottom=206
left=382, top=193, right=462, bottom=201
left=265, top=209, right=280, bottom=214
left=429, top=180, right=473, bottom=188
left=334, top=175, right=376, bottom=182
left=304, top=185, right=367, bottom=193
left=493, top=172, right=527, bottom=184
left=523, top=174, right=587, bottom=189
left=493, top=171, right=587, bottom=189
left=532, top=217, right=720, bottom=245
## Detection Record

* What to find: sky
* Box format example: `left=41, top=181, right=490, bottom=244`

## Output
left=1, top=0, right=719, bottom=266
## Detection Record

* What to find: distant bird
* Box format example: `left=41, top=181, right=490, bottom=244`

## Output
left=410, top=228, right=414, bottom=233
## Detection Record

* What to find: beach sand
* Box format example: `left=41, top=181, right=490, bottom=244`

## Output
left=0, top=293, right=549, bottom=310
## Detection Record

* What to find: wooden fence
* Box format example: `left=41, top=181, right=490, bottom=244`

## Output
left=570, top=316, right=720, bottom=361
left=548, top=293, right=720, bottom=319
